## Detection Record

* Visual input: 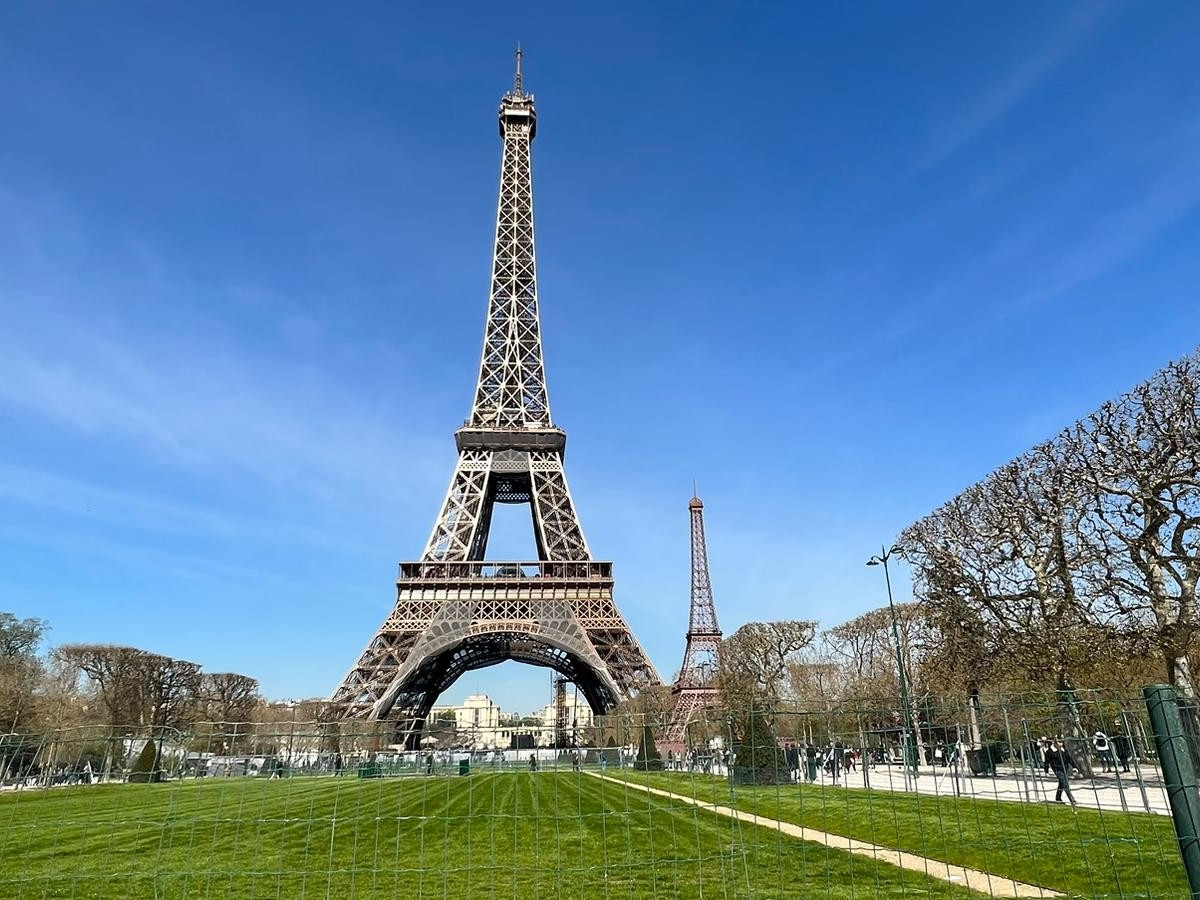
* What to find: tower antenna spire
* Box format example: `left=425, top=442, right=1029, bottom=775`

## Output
left=514, top=44, right=524, bottom=94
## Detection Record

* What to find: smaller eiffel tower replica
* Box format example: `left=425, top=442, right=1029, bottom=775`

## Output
left=664, top=490, right=723, bottom=744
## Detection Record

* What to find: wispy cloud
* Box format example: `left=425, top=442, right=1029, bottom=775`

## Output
left=918, top=1, right=1119, bottom=172
left=0, top=324, right=441, bottom=504
left=1022, top=126, right=1200, bottom=303
left=0, top=461, right=368, bottom=554
left=0, top=180, right=459, bottom=602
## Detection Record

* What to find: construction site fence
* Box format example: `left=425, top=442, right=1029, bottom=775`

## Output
left=1, top=687, right=1199, bottom=898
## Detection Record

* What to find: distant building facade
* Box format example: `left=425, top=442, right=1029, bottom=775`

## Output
left=424, top=692, right=597, bottom=748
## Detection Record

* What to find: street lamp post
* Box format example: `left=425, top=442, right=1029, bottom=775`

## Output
left=867, top=544, right=920, bottom=779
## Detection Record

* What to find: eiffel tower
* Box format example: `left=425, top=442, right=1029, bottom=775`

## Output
left=664, top=490, right=723, bottom=745
left=332, top=51, right=660, bottom=740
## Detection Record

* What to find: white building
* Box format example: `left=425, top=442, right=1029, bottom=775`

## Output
left=429, top=694, right=543, bottom=749
left=424, top=691, right=597, bottom=749
left=535, top=693, right=594, bottom=732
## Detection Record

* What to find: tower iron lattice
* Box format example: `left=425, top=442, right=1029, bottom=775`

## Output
left=331, top=51, right=660, bottom=744
left=665, top=491, right=723, bottom=745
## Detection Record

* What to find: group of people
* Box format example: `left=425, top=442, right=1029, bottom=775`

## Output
left=664, top=748, right=718, bottom=773
left=782, top=740, right=864, bottom=783
left=1089, top=729, right=1134, bottom=774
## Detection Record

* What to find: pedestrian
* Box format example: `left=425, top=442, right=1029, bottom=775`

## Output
left=1093, top=731, right=1114, bottom=773
left=845, top=747, right=857, bottom=774
left=787, top=744, right=801, bottom=783
left=425, top=751, right=434, bottom=775
left=1113, top=726, right=1133, bottom=774
left=948, top=739, right=963, bottom=769
left=1043, top=738, right=1079, bottom=806
left=571, top=751, right=580, bottom=772
left=831, top=740, right=845, bottom=783
left=805, top=743, right=818, bottom=783
left=529, top=753, right=538, bottom=772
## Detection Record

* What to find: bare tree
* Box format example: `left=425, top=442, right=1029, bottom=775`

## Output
left=1070, top=355, right=1200, bottom=701
left=199, top=672, right=261, bottom=753
left=139, top=653, right=201, bottom=731
left=200, top=672, right=261, bottom=725
left=0, top=612, right=47, bottom=659
left=720, top=620, right=817, bottom=710
left=55, top=644, right=149, bottom=728
left=0, top=612, right=49, bottom=733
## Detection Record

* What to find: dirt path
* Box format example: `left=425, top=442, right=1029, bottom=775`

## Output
left=590, top=773, right=1062, bottom=898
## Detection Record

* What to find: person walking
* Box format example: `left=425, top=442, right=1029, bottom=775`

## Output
left=1093, top=731, right=1114, bottom=773
left=787, top=744, right=801, bottom=783
left=1044, top=739, right=1079, bottom=806
left=831, top=740, right=845, bottom=784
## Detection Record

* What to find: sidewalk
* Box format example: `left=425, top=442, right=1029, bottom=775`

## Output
left=809, top=762, right=1171, bottom=815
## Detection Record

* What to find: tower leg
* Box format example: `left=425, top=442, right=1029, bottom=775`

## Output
left=423, top=450, right=493, bottom=561
left=529, top=452, right=591, bottom=560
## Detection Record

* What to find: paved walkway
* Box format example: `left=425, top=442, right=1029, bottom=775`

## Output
left=805, top=762, right=1171, bottom=816
left=593, top=772, right=1061, bottom=897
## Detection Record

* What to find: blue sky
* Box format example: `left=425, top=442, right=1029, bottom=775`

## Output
left=1, top=3, right=1199, bottom=714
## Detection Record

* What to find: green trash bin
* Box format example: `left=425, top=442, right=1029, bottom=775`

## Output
left=459, top=759, right=470, bottom=776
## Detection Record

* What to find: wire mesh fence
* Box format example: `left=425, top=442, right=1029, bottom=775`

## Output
left=0, top=689, right=1195, bottom=898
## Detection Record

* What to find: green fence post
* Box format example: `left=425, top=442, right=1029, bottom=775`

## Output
left=1144, top=684, right=1200, bottom=897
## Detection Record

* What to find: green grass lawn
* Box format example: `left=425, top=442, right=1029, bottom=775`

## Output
left=0, top=771, right=987, bottom=899
left=610, top=769, right=1190, bottom=899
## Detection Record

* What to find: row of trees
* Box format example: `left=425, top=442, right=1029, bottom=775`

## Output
left=898, top=349, right=1200, bottom=704
left=703, top=351, right=1197, bottom=715
left=0, top=612, right=264, bottom=753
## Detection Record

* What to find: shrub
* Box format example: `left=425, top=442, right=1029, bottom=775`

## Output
left=600, top=735, right=619, bottom=766
left=634, top=725, right=663, bottom=771
left=731, top=709, right=786, bottom=785
left=128, top=739, right=163, bottom=783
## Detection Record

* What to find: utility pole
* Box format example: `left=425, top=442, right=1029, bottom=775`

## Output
left=867, top=544, right=921, bottom=778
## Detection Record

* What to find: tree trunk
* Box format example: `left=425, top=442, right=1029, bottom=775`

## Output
left=1168, top=652, right=1200, bottom=773
left=967, top=688, right=983, bottom=749
left=1056, top=672, right=1093, bottom=777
